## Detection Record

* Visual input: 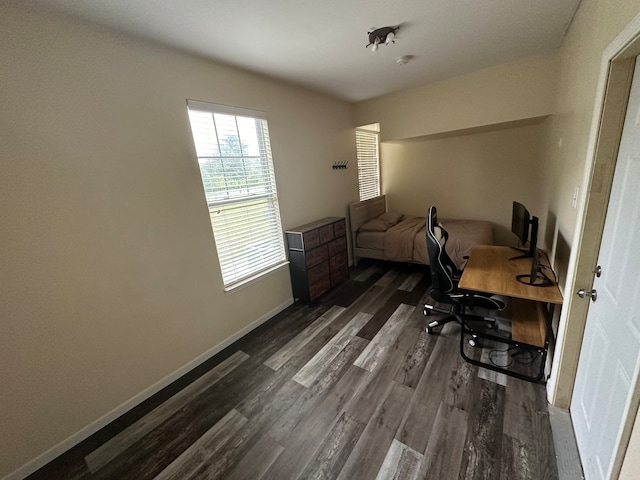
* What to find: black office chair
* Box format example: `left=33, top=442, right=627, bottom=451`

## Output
left=423, top=206, right=506, bottom=340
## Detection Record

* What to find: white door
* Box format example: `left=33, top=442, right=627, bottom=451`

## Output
left=571, top=58, right=640, bottom=480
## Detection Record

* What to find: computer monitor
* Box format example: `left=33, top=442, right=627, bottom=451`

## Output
left=511, top=201, right=553, bottom=286
left=510, top=201, right=537, bottom=259
left=516, top=248, right=553, bottom=287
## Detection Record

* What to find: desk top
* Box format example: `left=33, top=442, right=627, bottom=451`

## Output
left=459, top=245, right=563, bottom=304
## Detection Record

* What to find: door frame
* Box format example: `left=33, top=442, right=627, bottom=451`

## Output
left=548, top=12, right=640, bottom=478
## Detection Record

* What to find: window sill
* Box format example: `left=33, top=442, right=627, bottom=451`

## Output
left=223, top=261, right=290, bottom=294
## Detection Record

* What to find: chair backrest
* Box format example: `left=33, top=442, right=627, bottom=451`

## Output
left=426, top=206, right=459, bottom=299
left=426, top=205, right=506, bottom=312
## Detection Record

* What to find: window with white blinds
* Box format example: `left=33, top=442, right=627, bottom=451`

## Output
left=186, top=100, right=286, bottom=289
left=356, top=128, right=380, bottom=201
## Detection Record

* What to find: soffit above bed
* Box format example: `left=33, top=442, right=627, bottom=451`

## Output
left=386, top=116, right=551, bottom=144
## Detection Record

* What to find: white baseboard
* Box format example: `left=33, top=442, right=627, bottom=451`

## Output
left=3, top=297, right=294, bottom=480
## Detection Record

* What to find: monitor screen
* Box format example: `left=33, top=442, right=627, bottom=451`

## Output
left=511, top=201, right=553, bottom=286
left=510, top=201, right=536, bottom=259
left=511, top=201, right=530, bottom=247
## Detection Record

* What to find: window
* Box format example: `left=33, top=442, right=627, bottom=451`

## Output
left=355, top=124, right=380, bottom=201
left=187, top=100, right=286, bottom=289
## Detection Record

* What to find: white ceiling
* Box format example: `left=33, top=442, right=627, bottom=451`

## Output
left=28, top=0, right=582, bottom=102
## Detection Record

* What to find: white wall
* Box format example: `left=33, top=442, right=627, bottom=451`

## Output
left=0, top=4, right=357, bottom=477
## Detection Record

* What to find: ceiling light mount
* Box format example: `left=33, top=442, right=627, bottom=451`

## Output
left=366, top=26, right=399, bottom=52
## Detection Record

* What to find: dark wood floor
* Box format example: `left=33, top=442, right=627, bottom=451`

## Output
left=28, top=260, right=558, bottom=480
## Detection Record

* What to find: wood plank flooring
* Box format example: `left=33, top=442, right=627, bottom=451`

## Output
left=27, top=260, right=559, bottom=480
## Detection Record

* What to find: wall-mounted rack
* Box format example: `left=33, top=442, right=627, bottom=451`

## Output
left=332, top=161, right=348, bottom=170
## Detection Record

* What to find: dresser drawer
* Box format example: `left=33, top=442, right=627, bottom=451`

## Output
left=306, top=244, right=328, bottom=269
left=330, top=249, right=348, bottom=270
left=309, top=275, right=332, bottom=301
left=308, top=261, right=330, bottom=286
left=318, top=224, right=335, bottom=243
left=303, top=229, right=320, bottom=250
left=328, top=236, right=347, bottom=257
left=333, top=219, right=346, bottom=238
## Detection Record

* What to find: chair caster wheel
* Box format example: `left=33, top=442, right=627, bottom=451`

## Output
left=423, top=308, right=431, bottom=316
left=426, top=326, right=434, bottom=335
left=468, top=334, right=478, bottom=347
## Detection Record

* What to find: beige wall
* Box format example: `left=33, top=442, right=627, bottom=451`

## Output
left=0, top=4, right=357, bottom=477
left=355, top=54, right=558, bottom=251
left=353, top=51, right=559, bottom=254
left=354, top=52, right=558, bottom=142
left=543, top=0, right=640, bottom=476
left=544, top=0, right=640, bottom=277
left=543, top=0, right=640, bottom=411
left=380, top=120, right=553, bottom=247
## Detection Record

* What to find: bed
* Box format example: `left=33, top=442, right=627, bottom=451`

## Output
left=349, top=195, right=493, bottom=269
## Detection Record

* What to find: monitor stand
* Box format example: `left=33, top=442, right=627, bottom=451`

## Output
left=516, top=271, right=553, bottom=287
left=509, top=246, right=532, bottom=260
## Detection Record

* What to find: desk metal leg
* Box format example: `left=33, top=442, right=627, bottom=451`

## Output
left=459, top=313, right=551, bottom=383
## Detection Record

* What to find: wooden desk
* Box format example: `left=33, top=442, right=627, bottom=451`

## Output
left=458, top=245, right=563, bottom=381
left=459, top=245, right=563, bottom=304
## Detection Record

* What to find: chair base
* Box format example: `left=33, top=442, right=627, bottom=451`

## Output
left=424, top=303, right=455, bottom=332
left=425, top=313, right=458, bottom=335
left=423, top=302, right=494, bottom=335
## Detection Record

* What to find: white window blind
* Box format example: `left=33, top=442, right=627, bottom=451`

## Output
left=187, top=100, right=286, bottom=288
left=356, top=128, right=380, bottom=201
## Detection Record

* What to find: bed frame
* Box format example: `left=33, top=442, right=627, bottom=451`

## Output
left=349, top=195, right=493, bottom=268
left=349, top=195, right=388, bottom=263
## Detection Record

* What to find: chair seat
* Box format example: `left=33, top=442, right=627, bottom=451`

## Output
left=471, top=293, right=507, bottom=311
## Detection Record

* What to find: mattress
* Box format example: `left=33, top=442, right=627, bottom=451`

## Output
left=355, top=216, right=493, bottom=269
left=355, top=231, right=384, bottom=251
left=349, top=196, right=493, bottom=269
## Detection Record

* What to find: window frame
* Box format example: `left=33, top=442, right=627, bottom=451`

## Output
left=186, top=100, right=287, bottom=290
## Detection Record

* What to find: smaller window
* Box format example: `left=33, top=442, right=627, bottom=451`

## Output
left=356, top=124, right=380, bottom=201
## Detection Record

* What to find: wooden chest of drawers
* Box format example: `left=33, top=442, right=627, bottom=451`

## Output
left=285, top=217, right=348, bottom=302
